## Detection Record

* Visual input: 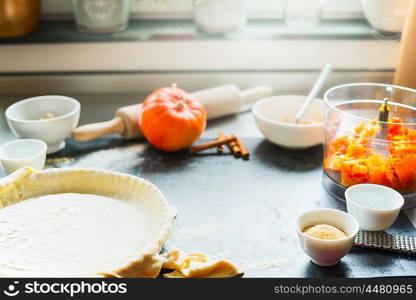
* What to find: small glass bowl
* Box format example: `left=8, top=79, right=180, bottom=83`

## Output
left=323, top=83, right=416, bottom=209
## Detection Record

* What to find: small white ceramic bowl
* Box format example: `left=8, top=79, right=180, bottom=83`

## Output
left=296, top=208, right=359, bottom=267
left=361, top=0, right=409, bottom=33
left=345, top=184, right=404, bottom=231
left=6, top=95, right=81, bottom=154
left=252, top=95, right=323, bottom=149
left=0, top=139, right=47, bottom=174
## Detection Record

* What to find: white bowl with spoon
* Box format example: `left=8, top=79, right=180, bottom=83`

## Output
left=345, top=184, right=404, bottom=231
left=252, top=95, right=324, bottom=149
left=252, top=64, right=331, bottom=149
left=6, top=95, right=80, bottom=154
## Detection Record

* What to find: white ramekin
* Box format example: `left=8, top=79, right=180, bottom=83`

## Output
left=345, top=184, right=404, bottom=231
left=296, top=208, right=359, bottom=267
left=0, top=139, right=47, bottom=174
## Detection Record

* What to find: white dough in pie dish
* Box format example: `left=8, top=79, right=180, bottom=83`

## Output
left=0, top=168, right=175, bottom=278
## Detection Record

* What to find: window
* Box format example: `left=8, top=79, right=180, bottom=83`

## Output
left=41, top=0, right=364, bottom=20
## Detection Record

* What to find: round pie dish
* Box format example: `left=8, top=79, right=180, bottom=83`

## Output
left=0, top=167, right=175, bottom=278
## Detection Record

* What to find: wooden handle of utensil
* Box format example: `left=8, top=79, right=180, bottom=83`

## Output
left=394, top=0, right=416, bottom=89
left=72, top=117, right=125, bottom=142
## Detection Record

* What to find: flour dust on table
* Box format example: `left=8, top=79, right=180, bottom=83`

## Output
left=68, top=144, right=148, bottom=172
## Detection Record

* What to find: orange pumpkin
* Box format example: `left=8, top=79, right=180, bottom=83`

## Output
left=139, top=85, right=207, bottom=152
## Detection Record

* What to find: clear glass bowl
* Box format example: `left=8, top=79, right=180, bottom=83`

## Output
left=323, top=83, right=416, bottom=208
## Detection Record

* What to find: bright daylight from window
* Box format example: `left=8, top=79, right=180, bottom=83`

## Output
left=0, top=0, right=415, bottom=298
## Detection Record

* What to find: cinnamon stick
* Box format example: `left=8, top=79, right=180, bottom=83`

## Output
left=235, top=137, right=250, bottom=160
left=217, top=132, right=225, bottom=154
left=229, top=134, right=242, bottom=157
left=191, top=136, right=237, bottom=154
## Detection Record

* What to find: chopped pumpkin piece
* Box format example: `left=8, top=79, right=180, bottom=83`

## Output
left=325, top=117, right=416, bottom=192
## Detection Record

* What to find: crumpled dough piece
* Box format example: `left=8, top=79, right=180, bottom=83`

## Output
left=0, top=167, right=33, bottom=198
left=162, top=250, right=242, bottom=278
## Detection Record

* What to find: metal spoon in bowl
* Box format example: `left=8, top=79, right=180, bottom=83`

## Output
left=295, top=63, right=333, bottom=124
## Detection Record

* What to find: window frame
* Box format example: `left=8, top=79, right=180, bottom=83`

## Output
left=41, top=0, right=365, bottom=20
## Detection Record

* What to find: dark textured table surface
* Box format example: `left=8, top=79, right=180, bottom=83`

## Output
left=4, top=137, right=416, bottom=278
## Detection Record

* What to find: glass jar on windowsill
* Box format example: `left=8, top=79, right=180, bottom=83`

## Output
left=285, top=0, right=324, bottom=28
left=72, top=0, right=130, bottom=34
left=0, top=0, right=41, bottom=38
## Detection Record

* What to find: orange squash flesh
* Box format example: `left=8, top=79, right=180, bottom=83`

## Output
left=325, top=117, right=416, bottom=191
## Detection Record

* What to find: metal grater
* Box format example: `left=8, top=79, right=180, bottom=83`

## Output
left=354, top=231, right=416, bottom=255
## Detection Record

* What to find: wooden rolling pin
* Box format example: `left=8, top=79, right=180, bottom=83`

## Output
left=72, top=85, right=272, bottom=142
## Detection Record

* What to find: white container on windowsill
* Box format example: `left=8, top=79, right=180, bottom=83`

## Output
left=361, top=0, right=410, bottom=33
left=285, top=0, right=323, bottom=28
left=72, top=0, right=131, bottom=34
left=193, top=0, right=247, bottom=33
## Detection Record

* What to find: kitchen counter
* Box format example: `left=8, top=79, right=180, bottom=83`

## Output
left=1, top=94, right=415, bottom=278
left=42, top=138, right=416, bottom=277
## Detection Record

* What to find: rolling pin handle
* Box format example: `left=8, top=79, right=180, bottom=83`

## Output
left=71, top=117, right=125, bottom=142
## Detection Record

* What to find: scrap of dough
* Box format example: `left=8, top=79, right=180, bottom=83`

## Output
left=162, top=250, right=242, bottom=278
left=0, top=167, right=33, bottom=197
